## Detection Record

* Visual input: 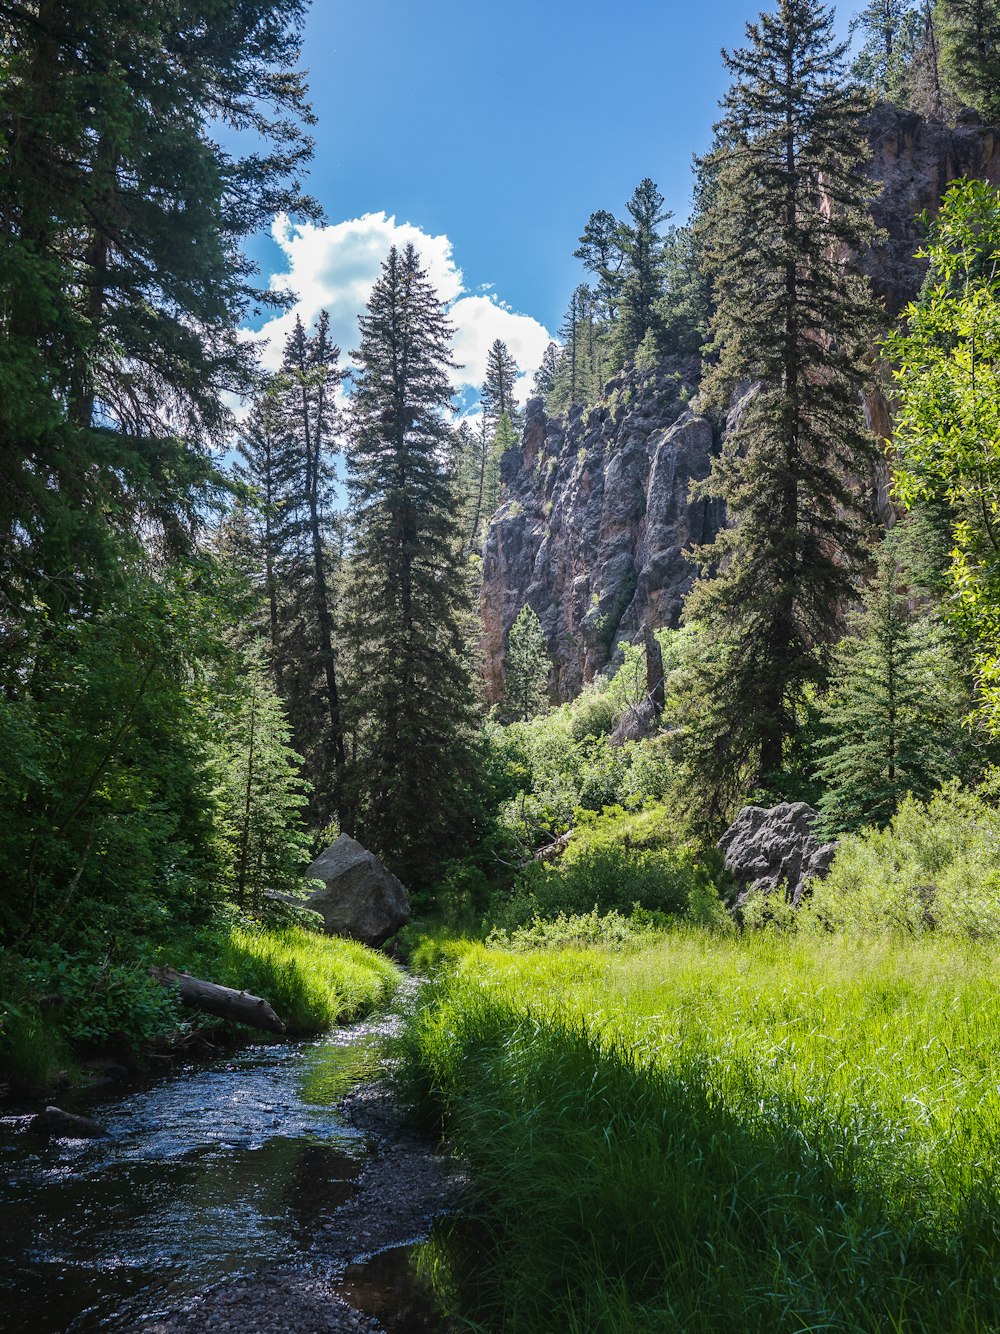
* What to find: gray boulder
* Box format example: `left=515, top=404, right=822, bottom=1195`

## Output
left=30, top=1106, right=106, bottom=1138
left=304, top=834, right=410, bottom=948
left=718, top=802, right=838, bottom=913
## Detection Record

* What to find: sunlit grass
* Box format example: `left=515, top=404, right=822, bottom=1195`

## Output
left=401, top=930, right=1000, bottom=1332
left=208, top=925, right=400, bottom=1034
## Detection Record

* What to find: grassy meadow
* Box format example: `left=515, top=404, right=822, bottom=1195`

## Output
left=402, top=930, right=1000, bottom=1332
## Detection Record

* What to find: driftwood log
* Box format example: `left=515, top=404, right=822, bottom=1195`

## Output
left=150, top=967, right=286, bottom=1034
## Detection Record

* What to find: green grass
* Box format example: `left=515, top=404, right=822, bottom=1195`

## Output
left=204, top=924, right=399, bottom=1033
left=401, top=930, right=1000, bottom=1332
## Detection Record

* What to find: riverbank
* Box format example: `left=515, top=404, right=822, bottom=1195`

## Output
left=0, top=919, right=399, bottom=1098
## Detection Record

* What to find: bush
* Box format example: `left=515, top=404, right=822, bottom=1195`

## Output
left=803, top=782, right=1000, bottom=938
left=486, top=906, right=665, bottom=952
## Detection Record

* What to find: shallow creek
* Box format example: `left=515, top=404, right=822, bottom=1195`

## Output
left=0, top=1006, right=457, bottom=1332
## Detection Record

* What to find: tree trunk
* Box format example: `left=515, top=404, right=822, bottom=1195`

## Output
left=150, top=967, right=286, bottom=1033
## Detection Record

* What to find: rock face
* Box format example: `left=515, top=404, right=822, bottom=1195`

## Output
left=304, top=835, right=410, bottom=948
left=863, top=103, right=1000, bottom=318
left=480, top=106, right=1000, bottom=703
left=481, top=362, right=723, bottom=703
left=718, top=802, right=838, bottom=911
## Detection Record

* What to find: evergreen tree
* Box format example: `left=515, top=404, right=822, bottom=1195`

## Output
left=938, top=0, right=1000, bottom=121
left=456, top=413, right=504, bottom=553
left=575, top=209, right=625, bottom=320
left=681, top=0, right=878, bottom=823
left=532, top=343, right=560, bottom=401
left=504, top=606, right=552, bottom=721
left=211, top=639, right=312, bottom=913
left=481, top=339, right=521, bottom=428
left=814, top=545, right=969, bottom=834
left=274, top=313, right=348, bottom=824
left=616, top=178, right=671, bottom=360
left=237, top=314, right=348, bottom=825
left=344, top=244, right=481, bottom=887
left=850, top=0, right=922, bottom=97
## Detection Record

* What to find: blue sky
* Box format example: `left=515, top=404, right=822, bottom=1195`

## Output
left=246, top=1, right=854, bottom=405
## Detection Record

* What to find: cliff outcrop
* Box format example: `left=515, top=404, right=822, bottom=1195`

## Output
left=480, top=364, right=723, bottom=703
left=481, top=105, right=1000, bottom=706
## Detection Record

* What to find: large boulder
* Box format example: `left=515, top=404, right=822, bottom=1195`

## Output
left=304, top=835, right=410, bottom=948
left=718, top=802, right=837, bottom=913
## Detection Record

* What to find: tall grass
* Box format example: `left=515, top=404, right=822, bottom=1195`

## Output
left=206, top=925, right=399, bottom=1033
left=401, top=932, right=1000, bottom=1332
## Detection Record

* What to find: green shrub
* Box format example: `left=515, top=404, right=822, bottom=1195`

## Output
left=486, top=842, right=719, bottom=933
left=803, top=782, right=1000, bottom=938
left=486, top=906, right=665, bottom=952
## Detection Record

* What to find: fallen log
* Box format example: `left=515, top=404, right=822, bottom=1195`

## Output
left=150, top=967, right=286, bottom=1034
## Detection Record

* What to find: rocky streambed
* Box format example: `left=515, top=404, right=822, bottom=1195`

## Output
left=0, top=990, right=466, bottom=1333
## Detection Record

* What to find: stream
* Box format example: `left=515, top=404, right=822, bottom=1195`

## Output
left=0, top=1005, right=460, bottom=1333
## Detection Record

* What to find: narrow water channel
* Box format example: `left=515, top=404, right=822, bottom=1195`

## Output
left=0, top=1012, right=446, bottom=1332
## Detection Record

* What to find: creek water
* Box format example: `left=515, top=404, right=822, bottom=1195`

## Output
left=0, top=1015, right=444, bottom=1332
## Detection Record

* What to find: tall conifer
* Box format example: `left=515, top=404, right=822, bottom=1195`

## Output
left=681, top=0, right=878, bottom=822
left=344, top=245, right=480, bottom=886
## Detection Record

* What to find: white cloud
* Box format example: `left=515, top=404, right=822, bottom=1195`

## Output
left=251, top=212, right=553, bottom=408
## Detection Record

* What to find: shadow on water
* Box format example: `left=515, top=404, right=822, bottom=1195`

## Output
left=0, top=1032, right=384, bottom=1332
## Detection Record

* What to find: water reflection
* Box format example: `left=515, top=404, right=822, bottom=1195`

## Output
left=0, top=1037, right=372, bottom=1333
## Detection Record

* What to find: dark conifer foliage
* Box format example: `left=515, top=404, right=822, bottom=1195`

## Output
left=480, top=339, right=521, bottom=427
left=681, top=0, right=878, bottom=821
left=938, top=0, right=1000, bottom=122
left=0, top=0, right=318, bottom=648
left=344, top=244, right=481, bottom=887
left=237, top=314, right=347, bottom=825
left=616, top=178, right=671, bottom=360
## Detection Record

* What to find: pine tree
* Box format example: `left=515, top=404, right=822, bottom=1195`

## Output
left=938, top=0, right=1000, bottom=122
left=575, top=209, right=626, bottom=321
left=616, top=178, right=671, bottom=361
left=237, top=314, right=348, bottom=825
left=504, top=606, right=551, bottom=721
left=456, top=413, right=504, bottom=553
left=814, top=545, right=968, bottom=834
left=532, top=343, right=560, bottom=402
left=211, top=639, right=312, bottom=914
left=344, top=244, right=481, bottom=887
left=681, top=0, right=878, bottom=823
left=850, top=0, right=922, bottom=97
left=481, top=339, right=521, bottom=428
left=274, top=313, right=348, bottom=824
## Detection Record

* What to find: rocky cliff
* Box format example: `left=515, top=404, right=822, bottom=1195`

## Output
left=481, top=105, right=1000, bottom=706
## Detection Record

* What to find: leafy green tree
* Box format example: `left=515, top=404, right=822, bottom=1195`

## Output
left=938, top=0, right=1000, bottom=121
left=504, top=606, right=552, bottom=721
left=210, top=639, right=312, bottom=913
left=814, top=544, right=970, bottom=834
left=886, top=178, right=1000, bottom=728
left=680, top=0, right=878, bottom=824
left=344, top=244, right=482, bottom=887
left=850, top=0, right=922, bottom=97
